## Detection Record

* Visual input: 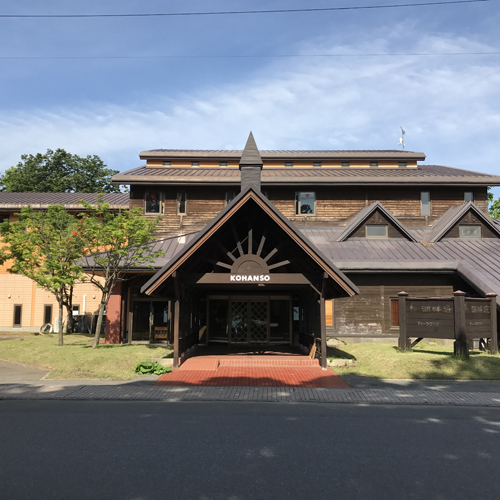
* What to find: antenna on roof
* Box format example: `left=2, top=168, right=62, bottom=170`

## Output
left=399, top=126, right=405, bottom=150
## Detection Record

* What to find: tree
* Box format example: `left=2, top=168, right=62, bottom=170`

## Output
left=0, top=149, right=121, bottom=193
left=0, top=206, right=85, bottom=346
left=488, top=187, right=500, bottom=219
left=79, top=198, right=164, bottom=348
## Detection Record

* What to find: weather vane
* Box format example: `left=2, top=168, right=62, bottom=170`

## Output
left=399, top=126, right=405, bottom=149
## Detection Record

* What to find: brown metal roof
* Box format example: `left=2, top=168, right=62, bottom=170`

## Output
left=0, top=192, right=130, bottom=210
left=140, top=149, right=426, bottom=161
left=112, top=164, right=500, bottom=186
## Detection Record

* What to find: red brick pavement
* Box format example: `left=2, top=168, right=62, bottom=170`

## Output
left=156, top=355, right=348, bottom=388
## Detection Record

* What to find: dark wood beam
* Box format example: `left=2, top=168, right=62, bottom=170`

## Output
left=231, top=223, right=244, bottom=257
left=263, top=247, right=278, bottom=263
left=215, top=261, right=232, bottom=270
left=248, top=228, right=253, bottom=255
left=215, top=240, right=237, bottom=262
left=256, top=231, right=267, bottom=257
left=320, top=272, right=327, bottom=370
left=173, top=299, right=180, bottom=369
left=268, top=260, right=290, bottom=270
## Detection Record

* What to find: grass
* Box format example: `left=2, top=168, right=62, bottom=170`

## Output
left=328, top=342, right=500, bottom=380
left=0, top=334, right=172, bottom=380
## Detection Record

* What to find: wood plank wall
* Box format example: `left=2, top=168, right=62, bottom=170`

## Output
left=349, top=210, right=406, bottom=239
left=129, top=185, right=490, bottom=236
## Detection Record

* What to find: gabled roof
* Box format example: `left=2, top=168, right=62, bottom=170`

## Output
left=112, top=164, right=500, bottom=186
left=0, top=192, right=129, bottom=210
left=337, top=201, right=417, bottom=242
left=141, top=187, right=359, bottom=297
left=428, top=202, right=500, bottom=242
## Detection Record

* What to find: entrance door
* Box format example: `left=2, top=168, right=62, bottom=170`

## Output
left=230, top=299, right=268, bottom=344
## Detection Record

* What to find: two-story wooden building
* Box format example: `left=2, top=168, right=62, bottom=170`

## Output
left=107, top=133, right=500, bottom=368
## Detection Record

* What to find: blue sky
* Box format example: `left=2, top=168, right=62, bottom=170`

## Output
left=0, top=0, right=499, bottom=196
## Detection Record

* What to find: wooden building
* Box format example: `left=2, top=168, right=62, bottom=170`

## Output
left=104, top=133, right=500, bottom=367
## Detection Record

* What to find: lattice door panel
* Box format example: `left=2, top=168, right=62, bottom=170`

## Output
left=231, top=302, right=248, bottom=343
left=250, top=301, right=268, bottom=344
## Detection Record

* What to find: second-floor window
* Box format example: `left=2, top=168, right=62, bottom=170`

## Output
left=421, top=191, right=430, bottom=215
left=177, top=191, right=187, bottom=215
left=225, top=190, right=236, bottom=205
left=296, top=192, right=315, bottom=215
left=145, top=192, right=160, bottom=213
left=464, top=191, right=474, bottom=202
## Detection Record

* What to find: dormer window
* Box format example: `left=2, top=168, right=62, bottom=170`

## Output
left=191, top=162, right=200, bottom=167
left=464, top=192, right=474, bottom=202
left=366, top=225, right=388, bottom=239
left=341, top=162, right=350, bottom=168
left=285, top=162, right=293, bottom=168
left=370, top=162, right=379, bottom=168
left=162, top=161, right=171, bottom=166
left=459, top=225, right=481, bottom=238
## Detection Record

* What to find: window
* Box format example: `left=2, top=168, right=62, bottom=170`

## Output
left=284, top=162, right=293, bottom=168
left=162, top=161, right=171, bottom=166
left=398, top=162, right=407, bottom=167
left=390, top=299, right=399, bottom=327
left=44, top=305, right=52, bottom=325
left=325, top=300, right=333, bottom=327
left=177, top=191, right=187, bottom=215
left=341, top=162, right=350, bottom=168
left=464, top=191, right=474, bottom=202
left=421, top=191, right=430, bottom=215
left=72, top=305, right=80, bottom=316
left=313, top=162, right=322, bottom=168
left=225, top=190, right=236, bottom=205
left=191, top=162, right=200, bottom=167
left=145, top=192, right=161, bottom=213
left=0, top=213, right=9, bottom=223
left=295, top=192, right=315, bottom=215
left=13, top=305, right=22, bottom=327
left=370, top=162, right=379, bottom=168
left=219, top=162, right=228, bottom=167
left=366, top=225, right=388, bottom=239
left=459, top=225, right=481, bottom=238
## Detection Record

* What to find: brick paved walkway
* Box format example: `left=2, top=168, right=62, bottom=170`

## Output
left=2, top=383, right=500, bottom=407
left=156, top=355, right=349, bottom=388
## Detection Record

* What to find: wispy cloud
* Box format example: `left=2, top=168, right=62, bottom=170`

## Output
left=1, top=26, right=499, bottom=178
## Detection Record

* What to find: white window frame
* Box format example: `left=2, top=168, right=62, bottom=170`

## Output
left=366, top=224, right=388, bottom=239
left=295, top=192, right=316, bottom=215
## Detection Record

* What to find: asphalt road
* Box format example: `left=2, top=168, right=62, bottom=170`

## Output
left=1, top=401, right=499, bottom=500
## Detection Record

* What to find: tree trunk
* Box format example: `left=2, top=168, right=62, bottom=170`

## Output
left=92, top=302, right=106, bottom=348
left=58, top=301, right=64, bottom=346
left=65, top=286, right=74, bottom=334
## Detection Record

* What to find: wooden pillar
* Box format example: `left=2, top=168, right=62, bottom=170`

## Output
left=398, top=292, right=408, bottom=351
left=486, top=293, right=498, bottom=354
left=453, top=290, right=469, bottom=359
left=105, top=281, right=122, bottom=344
left=173, top=299, right=180, bottom=368
left=320, top=295, right=327, bottom=369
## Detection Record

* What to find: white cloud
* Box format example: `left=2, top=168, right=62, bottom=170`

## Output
left=0, top=25, right=499, bottom=181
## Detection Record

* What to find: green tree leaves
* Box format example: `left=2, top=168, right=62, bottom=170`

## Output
left=0, top=149, right=121, bottom=193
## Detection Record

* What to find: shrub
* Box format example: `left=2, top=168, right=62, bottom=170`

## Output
left=134, top=361, right=172, bottom=375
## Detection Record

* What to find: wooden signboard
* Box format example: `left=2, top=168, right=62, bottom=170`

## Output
left=405, top=298, right=454, bottom=339
left=465, top=299, right=492, bottom=337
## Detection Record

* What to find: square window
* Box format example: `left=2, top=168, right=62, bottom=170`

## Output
left=219, top=162, right=228, bottom=167
left=366, top=225, right=388, bottom=238
left=459, top=225, right=481, bottom=238
left=313, top=162, right=322, bottom=168
left=341, top=162, right=350, bottom=168
left=191, top=162, right=200, bottom=167
left=72, top=305, right=80, bottom=316
left=145, top=192, right=161, bottom=213
left=162, top=161, right=171, bottom=166
left=464, top=192, right=474, bottom=202
left=398, top=162, right=407, bottom=167
left=285, top=162, right=294, bottom=167
left=177, top=191, right=187, bottom=215
left=295, top=192, right=315, bottom=215
left=370, top=162, right=379, bottom=168
left=421, top=191, right=430, bottom=215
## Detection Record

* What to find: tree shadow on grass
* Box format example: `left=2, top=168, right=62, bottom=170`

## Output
left=326, top=346, right=356, bottom=360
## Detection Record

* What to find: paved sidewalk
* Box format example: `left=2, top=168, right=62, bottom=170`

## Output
left=2, top=382, right=500, bottom=407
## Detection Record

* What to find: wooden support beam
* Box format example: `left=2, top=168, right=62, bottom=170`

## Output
left=398, top=291, right=409, bottom=351
left=248, top=228, right=253, bottom=255
left=320, top=273, right=327, bottom=370
left=231, top=223, right=244, bottom=257
left=215, top=261, right=232, bottom=270
left=268, top=260, right=290, bottom=271
left=263, top=247, right=278, bottom=263
left=486, top=293, right=498, bottom=354
left=215, top=241, right=237, bottom=262
left=256, top=231, right=267, bottom=257
left=173, top=299, right=180, bottom=369
left=410, top=337, right=424, bottom=348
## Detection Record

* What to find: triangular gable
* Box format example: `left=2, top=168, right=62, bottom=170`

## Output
left=337, top=201, right=417, bottom=242
left=141, top=187, right=359, bottom=298
left=430, top=202, right=500, bottom=242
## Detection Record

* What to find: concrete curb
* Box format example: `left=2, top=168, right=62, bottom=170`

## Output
left=1, top=383, right=500, bottom=407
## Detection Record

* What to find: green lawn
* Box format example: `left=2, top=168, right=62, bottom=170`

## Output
left=0, top=334, right=172, bottom=380
left=329, top=342, right=500, bottom=380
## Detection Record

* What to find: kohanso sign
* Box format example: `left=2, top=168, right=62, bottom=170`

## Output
left=230, top=274, right=271, bottom=282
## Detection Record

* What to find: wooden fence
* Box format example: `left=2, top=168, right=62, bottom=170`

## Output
left=398, top=291, right=498, bottom=354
